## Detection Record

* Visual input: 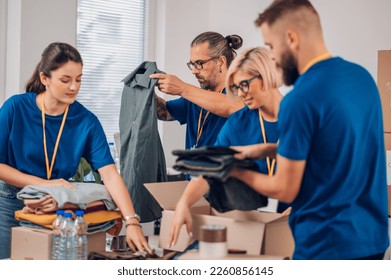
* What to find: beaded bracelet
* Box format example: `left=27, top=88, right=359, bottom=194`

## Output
left=126, top=222, right=142, bottom=228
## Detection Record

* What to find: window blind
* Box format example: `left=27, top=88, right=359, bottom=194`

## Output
left=76, top=0, right=147, bottom=142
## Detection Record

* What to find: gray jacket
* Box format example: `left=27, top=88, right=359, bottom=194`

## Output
left=119, top=61, right=167, bottom=223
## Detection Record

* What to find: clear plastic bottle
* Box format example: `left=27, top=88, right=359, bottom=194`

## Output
left=59, top=212, right=76, bottom=260
left=74, top=210, right=88, bottom=260
left=109, top=142, right=120, bottom=171
left=51, top=209, right=65, bottom=260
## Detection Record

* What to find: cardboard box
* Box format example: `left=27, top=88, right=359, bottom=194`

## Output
left=11, top=226, right=106, bottom=260
left=384, top=133, right=391, bottom=150
left=378, top=51, right=391, bottom=133
left=145, top=181, right=294, bottom=258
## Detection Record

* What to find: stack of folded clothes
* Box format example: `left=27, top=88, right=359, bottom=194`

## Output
left=15, top=182, right=123, bottom=235
left=172, top=146, right=268, bottom=213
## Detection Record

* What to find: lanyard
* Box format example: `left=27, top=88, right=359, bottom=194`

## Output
left=195, top=109, right=210, bottom=149
left=41, top=93, right=69, bottom=179
left=301, top=52, right=332, bottom=74
left=258, top=109, right=276, bottom=176
left=193, top=88, right=225, bottom=149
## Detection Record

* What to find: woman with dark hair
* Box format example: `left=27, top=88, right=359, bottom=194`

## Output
left=0, top=42, right=152, bottom=259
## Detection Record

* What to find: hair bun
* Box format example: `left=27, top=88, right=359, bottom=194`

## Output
left=225, top=34, right=243, bottom=50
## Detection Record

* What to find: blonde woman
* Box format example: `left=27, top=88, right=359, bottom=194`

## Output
left=168, top=47, right=287, bottom=247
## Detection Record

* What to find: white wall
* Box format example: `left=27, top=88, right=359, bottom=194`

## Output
left=0, top=0, right=7, bottom=104
left=153, top=0, right=391, bottom=167
left=2, top=0, right=391, bottom=168
left=2, top=0, right=76, bottom=102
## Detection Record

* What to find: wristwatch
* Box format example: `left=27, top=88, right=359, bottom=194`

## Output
left=124, top=213, right=141, bottom=222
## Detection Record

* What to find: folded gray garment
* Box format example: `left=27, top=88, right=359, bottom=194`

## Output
left=16, top=182, right=117, bottom=210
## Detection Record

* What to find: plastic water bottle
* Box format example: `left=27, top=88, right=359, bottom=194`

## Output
left=74, top=210, right=88, bottom=260
left=109, top=142, right=120, bottom=171
left=51, top=209, right=65, bottom=260
left=58, top=212, right=76, bottom=260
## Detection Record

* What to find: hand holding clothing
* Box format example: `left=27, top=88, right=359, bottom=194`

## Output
left=232, top=143, right=277, bottom=160
left=150, top=73, right=188, bottom=96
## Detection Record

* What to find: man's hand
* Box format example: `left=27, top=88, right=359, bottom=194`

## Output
left=232, top=143, right=277, bottom=160
left=150, top=73, right=188, bottom=96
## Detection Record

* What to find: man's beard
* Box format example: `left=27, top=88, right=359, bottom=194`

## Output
left=279, top=50, right=300, bottom=86
left=196, top=73, right=219, bottom=91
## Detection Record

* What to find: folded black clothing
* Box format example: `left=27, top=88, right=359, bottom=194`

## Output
left=204, top=177, right=268, bottom=213
left=172, top=146, right=268, bottom=212
left=172, top=146, right=239, bottom=157
left=172, top=146, right=257, bottom=182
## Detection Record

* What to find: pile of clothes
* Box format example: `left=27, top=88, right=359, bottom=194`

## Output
left=15, top=182, right=123, bottom=235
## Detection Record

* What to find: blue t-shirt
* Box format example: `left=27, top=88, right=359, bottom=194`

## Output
left=215, top=106, right=278, bottom=175
left=0, top=92, right=114, bottom=180
left=166, top=93, right=227, bottom=149
left=277, top=57, right=389, bottom=259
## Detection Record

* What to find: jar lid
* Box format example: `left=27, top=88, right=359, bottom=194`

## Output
left=199, top=225, right=227, bottom=242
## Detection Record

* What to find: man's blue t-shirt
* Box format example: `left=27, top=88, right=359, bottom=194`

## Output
left=166, top=93, right=227, bottom=149
left=0, top=92, right=113, bottom=180
left=277, top=57, right=389, bottom=259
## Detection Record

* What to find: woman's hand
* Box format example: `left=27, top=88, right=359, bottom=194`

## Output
left=41, top=178, right=77, bottom=189
left=125, top=222, right=153, bottom=254
left=168, top=200, right=193, bottom=248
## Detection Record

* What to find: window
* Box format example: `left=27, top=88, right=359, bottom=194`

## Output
left=77, top=0, right=148, bottom=142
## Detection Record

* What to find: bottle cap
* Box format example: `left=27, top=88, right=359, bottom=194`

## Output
left=64, top=212, right=73, bottom=218
left=56, top=209, right=65, bottom=216
left=76, top=210, right=85, bottom=216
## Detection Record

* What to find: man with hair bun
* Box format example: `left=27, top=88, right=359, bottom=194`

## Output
left=151, top=32, right=244, bottom=151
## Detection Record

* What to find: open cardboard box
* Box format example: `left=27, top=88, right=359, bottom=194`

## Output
left=378, top=51, right=391, bottom=133
left=11, top=226, right=106, bottom=260
left=145, top=181, right=294, bottom=258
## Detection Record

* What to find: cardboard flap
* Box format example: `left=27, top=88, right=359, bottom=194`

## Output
left=144, top=181, right=210, bottom=210
left=212, top=209, right=288, bottom=224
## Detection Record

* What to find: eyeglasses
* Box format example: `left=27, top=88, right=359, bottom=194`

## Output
left=187, top=56, right=220, bottom=71
left=229, top=75, right=262, bottom=95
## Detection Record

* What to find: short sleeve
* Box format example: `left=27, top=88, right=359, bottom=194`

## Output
left=166, top=97, right=188, bottom=125
left=277, top=92, right=316, bottom=160
left=83, top=116, right=114, bottom=171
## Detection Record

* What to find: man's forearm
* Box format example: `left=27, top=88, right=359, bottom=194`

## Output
left=155, top=94, right=175, bottom=121
left=181, top=85, right=243, bottom=117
